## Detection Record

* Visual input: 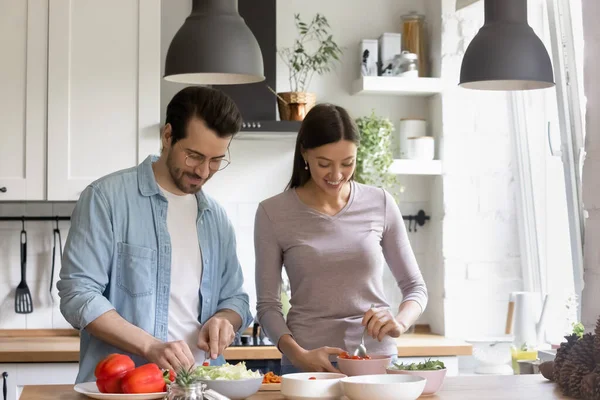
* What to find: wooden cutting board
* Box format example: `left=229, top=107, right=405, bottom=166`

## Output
left=259, top=383, right=281, bottom=391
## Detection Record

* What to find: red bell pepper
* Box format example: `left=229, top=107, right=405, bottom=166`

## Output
left=121, top=363, right=166, bottom=394
left=94, top=353, right=135, bottom=393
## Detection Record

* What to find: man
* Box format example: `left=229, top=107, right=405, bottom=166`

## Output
left=57, top=86, right=253, bottom=384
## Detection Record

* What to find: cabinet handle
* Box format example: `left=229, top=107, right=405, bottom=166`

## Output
left=0, top=187, right=6, bottom=193
left=2, top=371, right=7, bottom=400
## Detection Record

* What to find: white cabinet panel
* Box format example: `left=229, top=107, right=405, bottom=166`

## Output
left=46, top=0, right=161, bottom=201
left=0, top=0, right=47, bottom=201
left=0, top=364, right=17, bottom=400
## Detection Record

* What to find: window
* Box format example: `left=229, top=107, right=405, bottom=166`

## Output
left=511, top=0, right=586, bottom=344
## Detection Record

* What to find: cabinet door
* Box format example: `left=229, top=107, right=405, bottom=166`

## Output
left=0, top=364, right=17, bottom=400
left=47, top=0, right=161, bottom=201
left=0, top=0, right=47, bottom=201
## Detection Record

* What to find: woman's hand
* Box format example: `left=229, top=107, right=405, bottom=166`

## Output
left=291, top=346, right=345, bottom=373
left=362, top=306, right=408, bottom=342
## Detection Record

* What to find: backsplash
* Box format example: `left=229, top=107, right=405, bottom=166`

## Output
left=0, top=140, right=434, bottom=330
left=0, top=202, right=75, bottom=329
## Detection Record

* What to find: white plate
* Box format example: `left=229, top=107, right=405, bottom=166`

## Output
left=73, top=382, right=167, bottom=399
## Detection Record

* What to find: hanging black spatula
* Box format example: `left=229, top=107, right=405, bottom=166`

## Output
left=15, top=219, right=33, bottom=314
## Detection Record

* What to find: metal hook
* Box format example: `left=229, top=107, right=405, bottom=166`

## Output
left=55, top=216, right=60, bottom=230
left=21, top=216, right=25, bottom=231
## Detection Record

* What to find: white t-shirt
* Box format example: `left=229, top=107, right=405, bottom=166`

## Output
left=159, top=185, right=205, bottom=365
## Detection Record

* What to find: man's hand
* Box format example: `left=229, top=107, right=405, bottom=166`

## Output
left=197, top=315, right=236, bottom=360
left=144, top=340, right=196, bottom=372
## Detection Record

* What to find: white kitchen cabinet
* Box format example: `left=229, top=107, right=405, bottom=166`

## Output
left=0, top=0, right=161, bottom=202
left=0, top=363, right=79, bottom=400
left=0, top=0, right=48, bottom=201
left=46, top=0, right=161, bottom=201
left=15, top=363, right=79, bottom=399
left=0, top=364, right=17, bottom=400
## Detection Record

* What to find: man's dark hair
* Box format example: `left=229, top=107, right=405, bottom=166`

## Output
left=165, top=86, right=242, bottom=144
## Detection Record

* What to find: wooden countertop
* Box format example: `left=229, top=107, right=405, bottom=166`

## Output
left=19, top=375, right=572, bottom=399
left=0, top=330, right=471, bottom=363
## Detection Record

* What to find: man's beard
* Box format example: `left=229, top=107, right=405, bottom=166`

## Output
left=166, top=150, right=206, bottom=194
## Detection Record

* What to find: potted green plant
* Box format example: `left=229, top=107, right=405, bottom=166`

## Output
left=354, top=111, right=404, bottom=201
left=276, top=13, right=343, bottom=121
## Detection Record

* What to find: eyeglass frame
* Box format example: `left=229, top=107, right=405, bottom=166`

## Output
left=181, top=145, right=231, bottom=172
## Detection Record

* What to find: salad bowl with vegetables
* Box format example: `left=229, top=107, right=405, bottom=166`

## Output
left=187, top=362, right=263, bottom=400
left=386, top=359, right=447, bottom=396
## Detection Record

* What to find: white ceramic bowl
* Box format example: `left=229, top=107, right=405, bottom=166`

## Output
left=386, top=367, right=447, bottom=396
left=199, top=376, right=263, bottom=400
left=341, top=374, right=426, bottom=400
left=281, top=372, right=346, bottom=399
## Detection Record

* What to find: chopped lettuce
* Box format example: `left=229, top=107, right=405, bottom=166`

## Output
left=193, top=362, right=262, bottom=380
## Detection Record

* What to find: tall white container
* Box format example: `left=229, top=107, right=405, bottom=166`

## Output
left=378, top=33, right=401, bottom=75
left=360, top=39, right=378, bottom=76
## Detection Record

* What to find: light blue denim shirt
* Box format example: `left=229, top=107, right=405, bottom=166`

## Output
left=57, top=155, right=253, bottom=384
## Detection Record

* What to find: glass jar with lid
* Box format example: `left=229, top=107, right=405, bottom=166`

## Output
left=392, top=51, right=419, bottom=77
left=401, top=12, right=428, bottom=77
left=166, top=382, right=207, bottom=400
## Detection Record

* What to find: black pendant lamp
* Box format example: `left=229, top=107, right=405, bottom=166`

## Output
left=164, top=0, right=265, bottom=85
left=459, top=0, right=554, bottom=91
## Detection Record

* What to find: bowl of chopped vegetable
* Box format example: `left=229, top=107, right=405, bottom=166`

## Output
left=336, top=352, right=393, bottom=376
left=386, top=359, right=447, bottom=396
left=192, top=362, right=263, bottom=400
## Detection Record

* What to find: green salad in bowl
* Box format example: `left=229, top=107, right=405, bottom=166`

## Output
left=389, top=359, right=446, bottom=371
left=386, top=359, right=447, bottom=396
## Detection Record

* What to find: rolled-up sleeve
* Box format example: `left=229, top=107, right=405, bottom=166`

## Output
left=57, top=185, right=115, bottom=329
left=381, top=189, right=428, bottom=314
left=254, top=204, right=292, bottom=347
left=216, top=214, right=253, bottom=334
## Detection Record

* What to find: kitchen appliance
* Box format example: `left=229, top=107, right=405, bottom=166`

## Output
left=214, top=0, right=302, bottom=133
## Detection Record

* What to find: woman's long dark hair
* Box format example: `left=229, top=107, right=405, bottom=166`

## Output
left=286, top=103, right=360, bottom=190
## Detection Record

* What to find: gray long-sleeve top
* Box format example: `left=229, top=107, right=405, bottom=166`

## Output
left=254, top=181, right=428, bottom=363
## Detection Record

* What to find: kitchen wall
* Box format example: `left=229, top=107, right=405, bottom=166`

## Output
left=0, top=1, right=527, bottom=340
left=0, top=0, right=435, bottom=330
left=162, top=0, right=437, bottom=325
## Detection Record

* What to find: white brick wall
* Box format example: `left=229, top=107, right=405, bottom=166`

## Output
left=432, top=1, right=524, bottom=338
left=581, top=0, right=600, bottom=331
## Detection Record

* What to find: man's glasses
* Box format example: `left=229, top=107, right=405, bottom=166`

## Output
left=183, top=148, right=231, bottom=172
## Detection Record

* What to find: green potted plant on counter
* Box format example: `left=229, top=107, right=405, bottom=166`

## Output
left=276, top=13, right=343, bottom=121
left=354, top=111, right=404, bottom=201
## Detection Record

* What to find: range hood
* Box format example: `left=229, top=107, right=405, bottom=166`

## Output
left=214, top=0, right=301, bottom=134
left=456, top=0, right=480, bottom=10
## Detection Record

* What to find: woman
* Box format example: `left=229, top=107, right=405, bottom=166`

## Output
left=254, top=103, right=428, bottom=374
